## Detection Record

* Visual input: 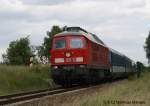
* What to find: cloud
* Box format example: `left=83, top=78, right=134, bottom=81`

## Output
left=21, top=0, right=70, bottom=5
left=0, top=0, right=149, bottom=65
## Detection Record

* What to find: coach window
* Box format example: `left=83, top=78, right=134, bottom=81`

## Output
left=70, top=38, right=83, bottom=48
left=54, top=38, right=66, bottom=49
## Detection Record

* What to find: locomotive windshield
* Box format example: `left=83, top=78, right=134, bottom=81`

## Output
left=54, top=38, right=66, bottom=49
left=70, top=38, right=83, bottom=48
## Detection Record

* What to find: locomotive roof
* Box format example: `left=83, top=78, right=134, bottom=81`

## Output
left=54, top=27, right=134, bottom=62
left=55, top=27, right=107, bottom=47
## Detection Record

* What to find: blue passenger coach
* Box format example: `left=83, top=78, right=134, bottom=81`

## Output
left=109, top=48, right=136, bottom=78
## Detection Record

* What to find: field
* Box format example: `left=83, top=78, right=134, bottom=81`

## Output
left=63, top=71, right=150, bottom=106
left=0, top=65, right=54, bottom=95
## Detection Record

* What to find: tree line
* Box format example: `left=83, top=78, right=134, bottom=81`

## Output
left=1, top=25, right=150, bottom=68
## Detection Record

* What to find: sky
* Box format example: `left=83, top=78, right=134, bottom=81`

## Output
left=0, top=0, right=150, bottom=65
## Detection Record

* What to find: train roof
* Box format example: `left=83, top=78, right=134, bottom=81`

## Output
left=54, top=27, right=134, bottom=62
left=55, top=27, right=107, bottom=47
left=109, top=48, right=133, bottom=61
left=109, top=48, right=124, bottom=56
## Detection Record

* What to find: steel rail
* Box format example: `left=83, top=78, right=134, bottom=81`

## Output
left=0, top=87, right=61, bottom=99
left=0, top=87, right=64, bottom=105
left=0, top=86, right=87, bottom=105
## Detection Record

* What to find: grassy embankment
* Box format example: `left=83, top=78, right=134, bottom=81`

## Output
left=67, top=72, right=150, bottom=106
left=0, top=65, right=54, bottom=95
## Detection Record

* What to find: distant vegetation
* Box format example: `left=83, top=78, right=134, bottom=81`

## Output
left=144, top=31, right=150, bottom=64
left=0, top=65, right=54, bottom=95
left=2, top=37, right=32, bottom=65
left=1, top=25, right=149, bottom=67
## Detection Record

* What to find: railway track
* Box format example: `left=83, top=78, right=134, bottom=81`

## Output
left=0, top=87, right=65, bottom=105
left=0, top=79, right=126, bottom=106
left=0, top=86, right=88, bottom=105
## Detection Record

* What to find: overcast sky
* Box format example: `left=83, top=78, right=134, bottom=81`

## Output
left=0, top=0, right=150, bottom=64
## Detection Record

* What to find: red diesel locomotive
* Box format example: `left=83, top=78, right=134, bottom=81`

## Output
left=50, top=27, right=136, bottom=87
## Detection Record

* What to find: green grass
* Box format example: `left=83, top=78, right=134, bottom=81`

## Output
left=69, top=72, right=150, bottom=106
left=0, top=65, right=54, bottom=95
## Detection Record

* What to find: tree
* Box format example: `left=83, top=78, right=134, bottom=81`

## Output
left=3, top=37, right=32, bottom=65
left=136, top=61, right=145, bottom=77
left=42, top=25, right=62, bottom=60
left=2, top=54, right=9, bottom=64
left=144, top=31, right=150, bottom=64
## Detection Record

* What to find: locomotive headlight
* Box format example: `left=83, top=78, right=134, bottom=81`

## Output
left=53, top=66, right=58, bottom=69
left=66, top=52, right=71, bottom=57
left=76, top=57, right=83, bottom=62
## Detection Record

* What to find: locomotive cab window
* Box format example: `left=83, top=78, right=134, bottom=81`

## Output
left=70, top=38, right=83, bottom=48
left=53, top=38, right=66, bottom=49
